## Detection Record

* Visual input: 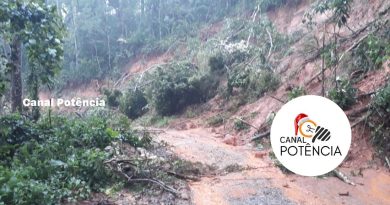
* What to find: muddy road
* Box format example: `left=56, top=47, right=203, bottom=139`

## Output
left=156, top=128, right=390, bottom=205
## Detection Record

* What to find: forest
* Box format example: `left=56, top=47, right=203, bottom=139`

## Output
left=0, top=0, right=389, bottom=204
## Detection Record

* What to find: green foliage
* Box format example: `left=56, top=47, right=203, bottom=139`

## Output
left=150, top=116, right=172, bottom=128
left=233, top=119, right=250, bottom=131
left=0, top=0, right=65, bottom=85
left=368, top=82, right=390, bottom=159
left=288, top=86, right=306, bottom=100
left=208, top=53, right=225, bottom=73
left=250, top=70, right=280, bottom=97
left=55, top=0, right=245, bottom=86
left=352, top=34, right=390, bottom=71
left=322, top=43, right=338, bottom=68
left=227, top=68, right=280, bottom=99
left=119, top=89, right=148, bottom=119
left=207, top=115, right=224, bottom=127
left=0, top=114, right=147, bottom=204
left=328, top=78, right=356, bottom=109
left=0, top=114, right=39, bottom=164
left=304, top=0, right=353, bottom=28
left=104, top=89, right=123, bottom=108
left=0, top=56, right=8, bottom=97
left=146, top=62, right=217, bottom=116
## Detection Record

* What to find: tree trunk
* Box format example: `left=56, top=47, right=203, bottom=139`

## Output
left=28, top=65, right=40, bottom=121
left=72, top=0, right=78, bottom=69
left=10, top=37, right=22, bottom=113
left=321, top=25, right=326, bottom=97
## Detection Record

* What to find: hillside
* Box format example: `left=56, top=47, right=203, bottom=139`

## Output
left=0, top=0, right=389, bottom=204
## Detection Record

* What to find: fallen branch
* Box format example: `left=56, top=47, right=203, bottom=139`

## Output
left=385, top=157, right=390, bottom=170
left=134, top=126, right=167, bottom=133
left=339, top=33, right=369, bottom=62
left=251, top=130, right=270, bottom=141
left=333, top=169, right=356, bottom=186
left=246, top=4, right=260, bottom=46
left=127, top=177, right=180, bottom=196
left=266, top=28, right=273, bottom=59
left=269, top=95, right=286, bottom=104
left=105, top=156, right=180, bottom=196
left=346, top=106, right=369, bottom=118
left=357, top=91, right=377, bottom=99
left=351, top=111, right=372, bottom=128
left=234, top=117, right=260, bottom=131
left=305, top=70, right=322, bottom=86
left=166, top=171, right=201, bottom=182
left=338, top=192, right=350, bottom=196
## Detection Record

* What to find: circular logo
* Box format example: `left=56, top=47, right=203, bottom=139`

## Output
left=270, top=95, right=351, bottom=176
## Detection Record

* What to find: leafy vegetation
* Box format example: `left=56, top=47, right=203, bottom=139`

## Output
left=0, top=114, right=148, bottom=204
left=146, top=62, right=217, bottom=116
left=328, top=78, right=356, bottom=109
left=0, top=0, right=389, bottom=203
left=233, top=119, right=250, bottom=131
left=369, top=82, right=390, bottom=159
left=303, top=0, right=353, bottom=28
left=208, top=53, right=226, bottom=73
left=352, top=34, right=390, bottom=72
left=104, top=89, right=123, bottom=108
left=207, top=114, right=225, bottom=127
left=287, top=86, right=306, bottom=101
left=0, top=0, right=65, bottom=114
left=55, top=0, right=269, bottom=87
left=119, top=89, right=148, bottom=119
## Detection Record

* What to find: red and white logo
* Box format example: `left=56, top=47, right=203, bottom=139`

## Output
left=270, top=95, right=351, bottom=176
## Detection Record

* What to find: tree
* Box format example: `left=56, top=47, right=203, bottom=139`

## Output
left=0, top=0, right=65, bottom=116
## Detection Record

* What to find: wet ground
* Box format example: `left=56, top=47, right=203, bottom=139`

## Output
left=156, top=128, right=390, bottom=205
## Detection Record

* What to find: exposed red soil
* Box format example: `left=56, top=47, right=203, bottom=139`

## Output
left=44, top=0, right=390, bottom=204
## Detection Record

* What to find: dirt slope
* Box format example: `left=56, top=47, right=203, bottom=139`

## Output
left=148, top=0, right=390, bottom=204
left=44, top=0, right=389, bottom=204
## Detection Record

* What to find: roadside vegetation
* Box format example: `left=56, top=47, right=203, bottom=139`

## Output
left=0, top=0, right=389, bottom=204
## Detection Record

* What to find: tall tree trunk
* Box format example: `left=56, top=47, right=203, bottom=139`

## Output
left=158, top=0, right=161, bottom=40
left=141, top=0, right=145, bottom=18
left=333, top=25, right=338, bottom=89
left=10, top=37, right=22, bottom=113
left=321, top=24, right=326, bottom=97
left=28, top=66, right=40, bottom=121
left=72, top=0, right=79, bottom=70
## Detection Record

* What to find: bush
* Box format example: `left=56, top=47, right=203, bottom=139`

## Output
left=104, top=89, right=122, bottom=108
left=0, top=114, right=40, bottom=165
left=207, top=115, right=224, bottom=127
left=328, top=78, right=356, bottom=109
left=208, top=53, right=225, bottom=73
left=352, top=34, right=390, bottom=71
left=234, top=119, right=250, bottom=131
left=0, top=114, right=147, bottom=204
left=227, top=68, right=279, bottom=99
left=368, top=82, right=390, bottom=159
left=146, top=62, right=217, bottom=116
left=248, top=70, right=280, bottom=97
left=120, top=89, right=148, bottom=119
left=288, top=86, right=306, bottom=100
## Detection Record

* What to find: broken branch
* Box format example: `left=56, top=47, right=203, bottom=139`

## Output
left=234, top=117, right=260, bottom=131
left=251, top=130, right=270, bottom=141
left=266, top=28, right=273, bottom=59
left=166, top=171, right=201, bottom=182
left=127, top=177, right=180, bottom=196
left=269, top=95, right=286, bottom=104
left=333, top=169, right=356, bottom=186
